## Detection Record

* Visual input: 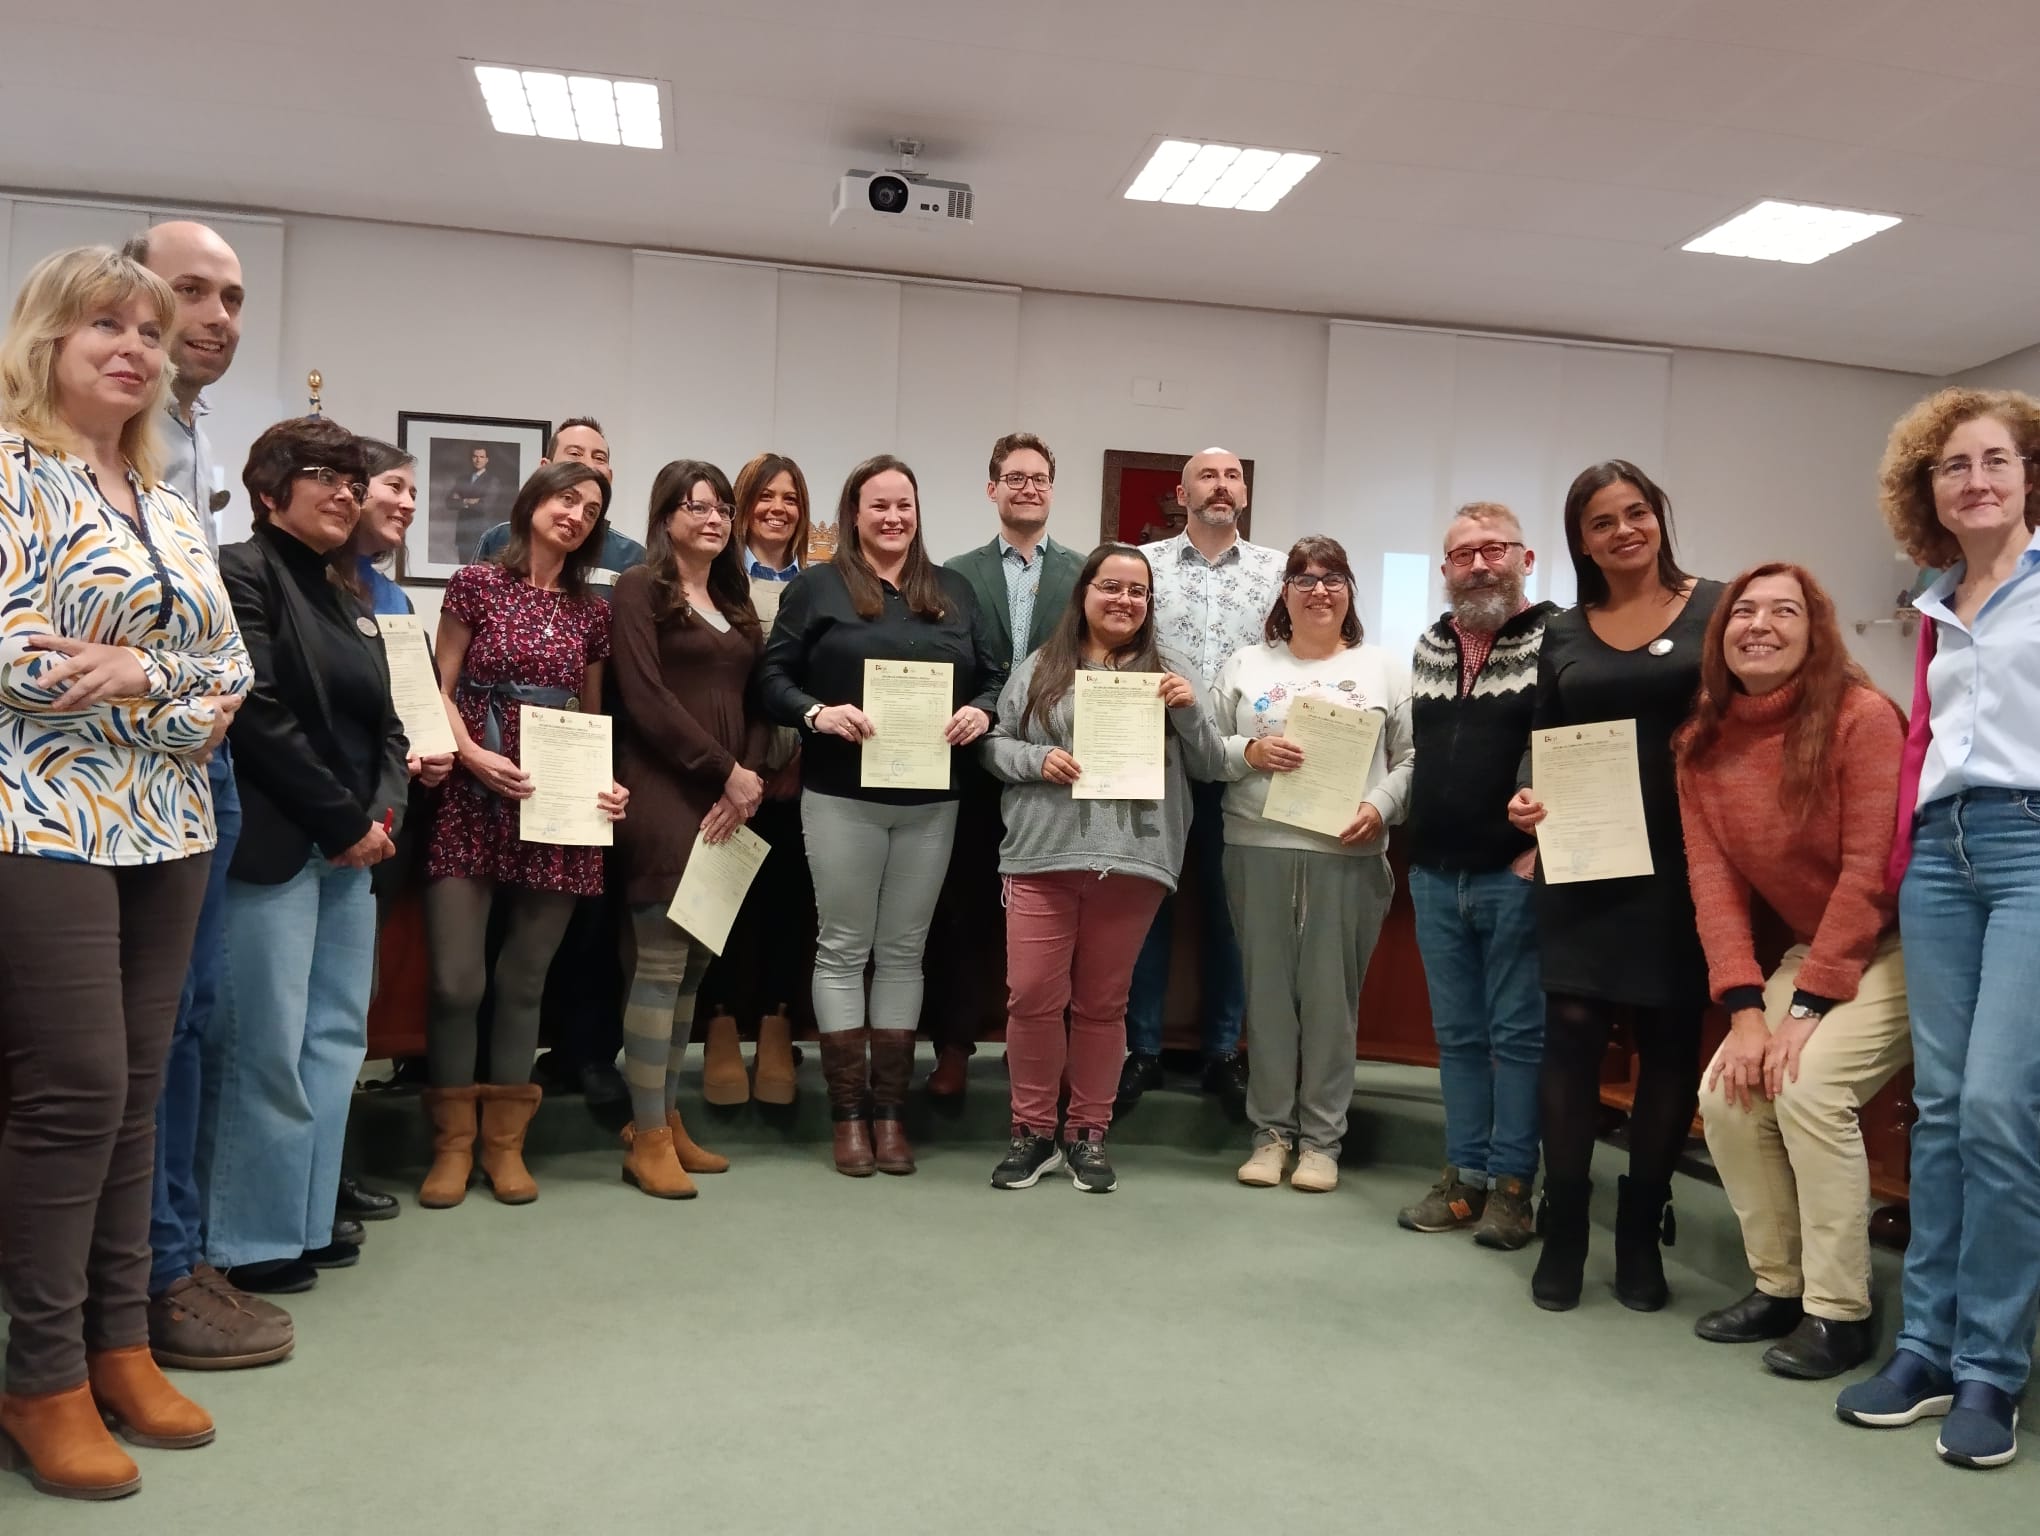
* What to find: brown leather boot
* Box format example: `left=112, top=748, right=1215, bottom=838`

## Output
left=0, top=1383, right=141, bottom=1500
left=418, top=1085, right=481, bottom=1209
left=818, top=1029, right=875, bottom=1177
left=476, top=1082, right=544, bottom=1204
left=869, top=1028, right=918, bottom=1175
left=752, top=1011, right=798, bottom=1105
left=663, top=1108, right=729, bottom=1174
left=621, top=1124, right=697, bottom=1199
left=700, top=1012, right=749, bottom=1105
left=87, top=1346, right=214, bottom=1449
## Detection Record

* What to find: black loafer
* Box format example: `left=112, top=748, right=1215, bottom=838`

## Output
left=1764, top=1315, right=1876, bottom=1380
left=1695, top=1288, right=1804, bottom=1343
left=336, top=1176, right=400, bottom=1221
left=1201, top=1050, right=1250, bottom=1120
left=332, top=1218, right=366, bottom=1248
left=1113, top=1052, right=1165, bottom=1114
left=224, top=1259, right=319, bottom=1294
left=301, top=1240, right=361, bottom=1271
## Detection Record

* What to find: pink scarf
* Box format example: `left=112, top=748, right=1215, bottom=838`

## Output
left=1885, top=615, right=1937, bottom=892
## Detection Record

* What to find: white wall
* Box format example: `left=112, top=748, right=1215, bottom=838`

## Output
left=1955, top=341, right=2040, bottom=394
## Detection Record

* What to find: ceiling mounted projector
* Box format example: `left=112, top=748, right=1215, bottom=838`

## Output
left=831, top=139, right=974, bottom=230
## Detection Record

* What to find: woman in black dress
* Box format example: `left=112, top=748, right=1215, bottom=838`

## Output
left=1508, top=460, right=1725, bottom=1314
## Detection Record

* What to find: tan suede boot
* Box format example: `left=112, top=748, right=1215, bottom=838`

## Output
left=700, top=1013, right=749, bottom=1105
left=664, top=1108, right=729, bottom=1174
left=477, top=1083, right=544, bottom=1204
left=621, top=1124, right=697, bottom=1199
left=418, top=1085, right=481, bottom=1209
left=87, top=1346, right=214, bottom=1449
left=0, top=1383, right=141, bottom=1500
left=752, top=1011, right=799, bottom=1105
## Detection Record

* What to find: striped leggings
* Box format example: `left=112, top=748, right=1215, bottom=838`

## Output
left=623, top=905, right=714, bottom=1133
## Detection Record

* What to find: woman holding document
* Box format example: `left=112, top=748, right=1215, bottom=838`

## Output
left=418, top=462, right=628, bottom=1208
left=758, top=454, right=1005, bottom=1177
left=610, top=459, right=765, bottom=1199
left=981, top=543, right=1223, bottom=1192
left=1506, top=460, right=1724, bottom=1314
left=1210, top=537, right=1413, bottom=1195
left=206, top=418, right=409, bottom=1292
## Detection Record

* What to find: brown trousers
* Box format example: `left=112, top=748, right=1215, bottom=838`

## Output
left=0, top=851, right=210, bottom=1394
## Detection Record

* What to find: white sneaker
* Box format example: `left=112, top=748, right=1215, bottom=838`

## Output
left=1237, top=1139, right=1291, bottom=1187
left=1291, top=1149, right=1340, bottom=1193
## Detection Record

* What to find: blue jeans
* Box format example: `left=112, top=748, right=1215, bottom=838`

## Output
left=198, top=854, right=375, bottom=1268
left=149, top=745, right=240, bottom=1294
left=1895, top=789, right=2040, bottom=1397
left=1126, top=779, right=1244, bottom=1059
left=1409, top=864, right=1544, bottom=1183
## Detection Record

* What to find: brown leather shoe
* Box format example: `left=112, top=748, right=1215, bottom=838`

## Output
left=148, top=1271, right=294, bottom=1371
left=0, top=1383, right=141, bottom=1500
left=661, top=1108, right=728, bottom=1174
left=926, top=1044, right=969, bottom=1098
left=831, top=1118, right=876, bottom=1177
left=418, top=1084, right=481, bottom=1208
left=869, top=1029, right=918, bottom=1174
left=871, top=1112, right=916, bottom=1175
left=621, top=1124, right=697, bottom=1199
left=477, top=1082, right=543, bottom=1204
left=752, top=1012, right=799, bottom=1105
left=819, top=1030, right=875, bottom=1176
left=700, top=1012, right=750, bottom=1105
left=87, top=1346, right=214, bottom=1450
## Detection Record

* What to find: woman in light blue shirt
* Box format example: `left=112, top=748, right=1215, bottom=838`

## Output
left=1836, top=388, right=2040, bottom=1470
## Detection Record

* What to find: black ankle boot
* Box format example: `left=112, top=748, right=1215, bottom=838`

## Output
left=1531, top=1177, right=1592, bottom=1312
left=1614, top=1175, right=1674, bottom=1312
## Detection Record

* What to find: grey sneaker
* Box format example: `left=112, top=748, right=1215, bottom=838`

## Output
left=1397, top=1166, right=1487, bottom=1232
left=1064, top=1129, right=1118, bottom=1193
left=1473, top=1174, right=1537, bottom=1250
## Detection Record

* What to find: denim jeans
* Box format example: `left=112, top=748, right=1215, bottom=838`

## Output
left=1409, top=864, right=1544, bottom=1184
left=149, top=743, right=240, bottom=1295
left=1126, top=779, right=1244, bottom=1059
left=1894, top=789, right=2040, bottom=1397
left=198, top=853, right=376, bottom=1268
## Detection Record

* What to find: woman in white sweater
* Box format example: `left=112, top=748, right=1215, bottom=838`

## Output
left=1212, top=536, right=1414, bottom=1192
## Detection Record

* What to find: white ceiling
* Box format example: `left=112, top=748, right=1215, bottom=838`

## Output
left=7, top=0, right=2039, bottom=375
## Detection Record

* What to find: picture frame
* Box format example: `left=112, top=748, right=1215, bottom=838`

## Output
left=395, top=412, right=552, bottom=584
left=1100, top=449, right=1255, bottom=546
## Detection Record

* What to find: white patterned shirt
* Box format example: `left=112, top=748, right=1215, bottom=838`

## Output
left=999, top=534, right=1048, bottom=667
left=1139, top=531, right=1286, bottom=689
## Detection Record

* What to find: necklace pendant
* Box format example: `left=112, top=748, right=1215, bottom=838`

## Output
left=1648, top=637, right=1674, bottom=656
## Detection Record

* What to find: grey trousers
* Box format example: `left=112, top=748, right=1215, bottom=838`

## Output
left=1223, top=845, right=1394, bottom=1158
left=424, top=877, right=578, bottom=1086
left=800, top=791, right=957, bottom=1035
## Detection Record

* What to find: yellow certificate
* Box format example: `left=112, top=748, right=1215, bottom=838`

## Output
left=749, top=582, right=783, bottom=633
left=667, top=826, right=771, bottom=954
left=1531, top=719, right=1655, bottom=883
left=1261, top=696, right=1384, bottom=837
left=518, top=706, right=614, bottom=847
left=860, top=659, right=954, bottom=791
left=374, top=613, right=457, bottom=759
left=1070, top=671, right=1166, bottom=800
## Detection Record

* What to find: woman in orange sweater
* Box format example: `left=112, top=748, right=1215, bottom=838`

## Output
left=1675, top=562, right=1908, bottom=1382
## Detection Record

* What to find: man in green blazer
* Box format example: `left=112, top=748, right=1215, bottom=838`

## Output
left=920, top=434, right=1086, bottom=1096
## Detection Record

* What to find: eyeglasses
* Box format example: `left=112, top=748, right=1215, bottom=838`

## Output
left=999, top=472, right=1053, bottom=491
left=1928, top=450, right=2030, bottom=486
left=296, top=465, right=367, bottom=502
left=680, top=500, right=736, bottom=522
left=1090, top=578, right=1150, bottom=601
left=1286, top=573, right=1348, bottom=592
left=1444, top=540, right=1524, bottom=569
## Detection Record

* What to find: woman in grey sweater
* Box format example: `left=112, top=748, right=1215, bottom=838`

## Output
left=981, top=543, right=1224, bottom=1192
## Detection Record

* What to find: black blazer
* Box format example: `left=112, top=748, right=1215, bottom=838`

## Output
left=218, top=532, right=410, bottom=885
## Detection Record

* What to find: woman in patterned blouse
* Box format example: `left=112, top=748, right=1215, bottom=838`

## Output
left=0, top=245, right=252, bottom=1501
left=416, top=461, right=629, bottom=1209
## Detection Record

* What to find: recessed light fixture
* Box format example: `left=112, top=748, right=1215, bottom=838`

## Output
left=471, top=63, right=665, bottom=149
left=1123, top=138, right=1322, bottom=211
left=1681, top=199, right=1900, bottom=264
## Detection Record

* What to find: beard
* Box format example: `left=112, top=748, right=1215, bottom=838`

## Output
left=1189, top=494, right=1240, bottom=528
left=1447, top=569, right=1524, bottom=633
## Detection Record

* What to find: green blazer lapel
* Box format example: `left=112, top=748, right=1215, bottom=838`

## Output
left=950, top=538, right=1012, bottom=663
left=1029, top=538, right=1085, bottom=653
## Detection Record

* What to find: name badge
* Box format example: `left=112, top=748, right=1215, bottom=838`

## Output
left=356, top=616, right=380, bottom=638
left=589, top=568, right=620, bottom=587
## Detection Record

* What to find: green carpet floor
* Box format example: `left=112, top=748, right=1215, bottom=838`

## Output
left=9, top=1138, right=2030, bottom=1533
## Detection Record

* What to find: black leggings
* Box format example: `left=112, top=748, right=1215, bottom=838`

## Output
left=1539, top=992, right=1703, bottom=1188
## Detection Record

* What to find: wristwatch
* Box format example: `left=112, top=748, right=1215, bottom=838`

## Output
left=802, top=703, right=825, bottom=733
left=1787, top=1003, right=1822, bottom=1022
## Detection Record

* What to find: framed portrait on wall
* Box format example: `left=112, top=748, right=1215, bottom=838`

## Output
left=1100, top=449, right=1255, bottom=546
left=395, top=412, right=551, bottom=583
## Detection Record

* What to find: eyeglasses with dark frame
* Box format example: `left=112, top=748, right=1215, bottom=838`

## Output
left=296, top=465, right=367, bottom=502
left=679, top=499, right=736, bottom=522
left=999, top=471, right=1053, bottom=491
left=1444, top=540, right=1524, bottom=569
left=1286, top=572, right=1349, bottom=592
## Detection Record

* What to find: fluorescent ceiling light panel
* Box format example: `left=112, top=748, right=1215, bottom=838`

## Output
left=1125, top=139, right=1322, bottom=211
left=470, top=63, right=664, bottom=149
left=1681, top=199, right=1900, bottom=264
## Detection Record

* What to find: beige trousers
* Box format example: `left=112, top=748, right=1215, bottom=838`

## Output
left=1698, top=935, right=1911, bottom=1322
